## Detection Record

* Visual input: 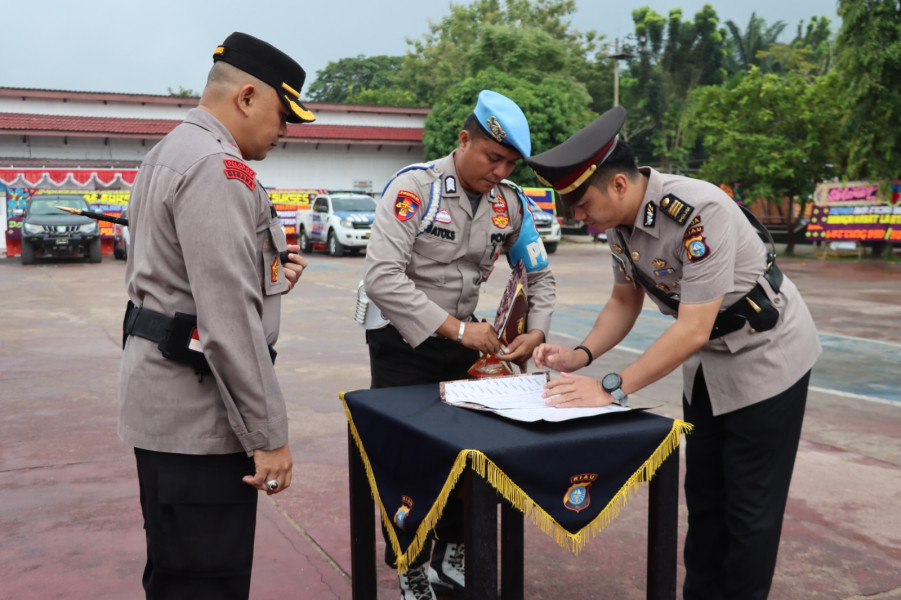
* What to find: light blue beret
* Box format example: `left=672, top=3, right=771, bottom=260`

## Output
left=472, top=90, right=531, bottom=158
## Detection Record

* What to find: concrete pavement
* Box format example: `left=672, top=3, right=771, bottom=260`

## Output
left=0, top=242, right=899, bottom=599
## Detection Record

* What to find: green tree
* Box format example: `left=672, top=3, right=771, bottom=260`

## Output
left=397, top=0, right=602, bottom=109
left=424, top=67, right=592, bottom=186
left=624, top=5, right=729, bottom=171
left=688, top=67, right=843, bottom=253
left=835, top=0, right=901, bottom=184
left=306, top=55, right=407, bottom=104
left=723, top=13, right=787, bottom=76
left=167, top=86, right=197, bottom=97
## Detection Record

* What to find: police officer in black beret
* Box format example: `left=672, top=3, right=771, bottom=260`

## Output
left=527, top=107, right=821, bottom=600
left=119, top=32, right=312, bottom=599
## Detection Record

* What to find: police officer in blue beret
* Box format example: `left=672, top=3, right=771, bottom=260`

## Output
left=362, top=90, right=556, bottom=599
left=119, top=32, right=313, bottom=599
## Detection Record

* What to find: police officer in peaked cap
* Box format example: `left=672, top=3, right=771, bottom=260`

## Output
left=119, top=32, right=312, bottom=598
left=527, top=107, right=821, bottom=600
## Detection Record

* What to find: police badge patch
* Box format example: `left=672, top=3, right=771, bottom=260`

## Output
left=223, top=158, right=256, bottom=190
left=564, top=473, right=598, bottom=513
left=684, top=233, right=711, bottom=262
left=394, top=190, right=421, bottom=221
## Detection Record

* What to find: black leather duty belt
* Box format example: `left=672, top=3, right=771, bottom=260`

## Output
left=122, top=301, right=276, bottom=375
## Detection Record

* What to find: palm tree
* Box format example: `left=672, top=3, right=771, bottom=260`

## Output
left=725, top=13, right=787, bottom=75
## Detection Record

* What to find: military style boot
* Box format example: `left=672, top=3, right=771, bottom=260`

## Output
left=429, top=542, right=465, bottom=598
left=399, top=563, right=437, bottom=600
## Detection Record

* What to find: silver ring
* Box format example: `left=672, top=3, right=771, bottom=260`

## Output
left=266, top=479, right=279, bottom=491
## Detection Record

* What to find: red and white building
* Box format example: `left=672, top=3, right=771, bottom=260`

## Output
left=1, top=86, right=428, bottom=253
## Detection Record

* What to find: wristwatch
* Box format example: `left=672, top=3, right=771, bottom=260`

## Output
left=601, top=372, right=629, bottom=407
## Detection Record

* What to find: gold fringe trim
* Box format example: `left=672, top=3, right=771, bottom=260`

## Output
left=343, top=390, right=692, bottom=572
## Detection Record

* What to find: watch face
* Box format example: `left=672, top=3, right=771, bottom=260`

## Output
left=602, top=373, right=622, bottom=392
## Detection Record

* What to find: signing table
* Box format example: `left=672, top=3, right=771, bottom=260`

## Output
left=341, top=384, right=689, bottom=600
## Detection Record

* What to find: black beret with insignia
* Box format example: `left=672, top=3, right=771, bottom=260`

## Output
left=524, top=106, right=626, bottom=194
left=213, top=32, right=315, bottom=124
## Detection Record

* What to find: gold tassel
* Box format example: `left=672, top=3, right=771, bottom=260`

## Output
left=343, top=389, right=693, bottom=571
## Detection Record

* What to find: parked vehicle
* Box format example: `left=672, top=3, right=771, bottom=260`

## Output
left=296, top=192, right=377, bottom=257
left=15, top=195, right=101, bottom=264
left=527, top=197, right=562, bottom=253
left=112, top=208, right=129, bottom=260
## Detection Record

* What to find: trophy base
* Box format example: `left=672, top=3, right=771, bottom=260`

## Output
left=467, top=353, right=514, bottom=378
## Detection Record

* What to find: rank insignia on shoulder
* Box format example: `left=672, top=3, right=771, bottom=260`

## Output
left=223, top=158, right=256, bottom=190
left=660, top=194, right=693, bottom=225
left=394, top=190, right=421, bottom=221
left=643, top=201, right=657, bottom=227
left=444, top=176, right=457, bottom=194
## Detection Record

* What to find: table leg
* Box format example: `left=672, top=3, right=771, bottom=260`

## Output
left=348, top=427, right=377, bottom=600
left=464, top=468, right=498, bottom=600
left=647, top=450, right=679, bottom=600
left=500, top=501, right=524, bottom=600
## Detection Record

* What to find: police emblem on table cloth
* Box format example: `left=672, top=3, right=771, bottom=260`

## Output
left=394, top=190, right=421, bottom=221
left=563, top=473, right=598, bottom=513
left=223, top=159, right=256, bottom=190
left=393, top=495, right=415, bottom=531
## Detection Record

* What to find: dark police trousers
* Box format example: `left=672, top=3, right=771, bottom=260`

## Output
left=135, top=448, right=258, bottom=600
left=682, top=366, right=810, bottom=600
left=366, top=324, right=480, bottom=568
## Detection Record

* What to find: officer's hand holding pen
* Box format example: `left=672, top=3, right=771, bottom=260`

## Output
left=280, top=244, right=308, bottom=293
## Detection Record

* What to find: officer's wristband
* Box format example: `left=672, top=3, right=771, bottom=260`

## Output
left=574, top=345, right=594, bottom=366
left=457, top=321, right=466, bottom=344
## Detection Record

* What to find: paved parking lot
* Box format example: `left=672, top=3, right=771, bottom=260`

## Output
left=1, top=241, right=899, bottom=599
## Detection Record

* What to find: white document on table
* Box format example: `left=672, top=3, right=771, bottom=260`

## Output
left=440, top=372, right=629, bottom=422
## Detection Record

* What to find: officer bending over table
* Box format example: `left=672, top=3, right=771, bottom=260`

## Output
left=118, top=32, right=312, bottom=599
left=362, top=90, right=556, bottom=600
left=528, top=107, right=821, bottom=600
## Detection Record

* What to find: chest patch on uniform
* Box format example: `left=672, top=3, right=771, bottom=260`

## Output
left=445, top=176, right=457, bottom=194
left=428, top=226, right=456, bottom=241
left=492, top=214, right=510, bottom=229
left=684, top=233, right=711, bottom=262
left=652, top=258, right=667, bottom=268
left=394, top=190, right=421, bottom=221
left=660, top=194, right=693, bottom=225
left=493, top=197, right=508, bottom=214
left=643, top=201, right=657, bottom=227
left=223, top=159, right=256, bottom=190
left=435, top=208, right=452, bottom=224
left=654, top=267, right=676, bottom=277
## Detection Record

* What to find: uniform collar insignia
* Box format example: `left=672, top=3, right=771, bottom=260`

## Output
left=445, top=176, right=457, bottom=194
left=644, top=201, right=657, bottom=228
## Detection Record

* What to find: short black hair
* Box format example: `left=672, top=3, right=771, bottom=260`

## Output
left=463, top=112, right=493, bottom=144
left=560, top=140, right=640, bottom=206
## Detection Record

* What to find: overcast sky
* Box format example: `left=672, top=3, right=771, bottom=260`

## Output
left=1, top=0, right=840, bottom=97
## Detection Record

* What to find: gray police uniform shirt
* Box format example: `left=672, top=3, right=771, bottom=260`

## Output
left=118, top=109, right=290, bottom=455
left=607, top=167, right=821, bottom=415
left=363, top=152, right=556, bottom=348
